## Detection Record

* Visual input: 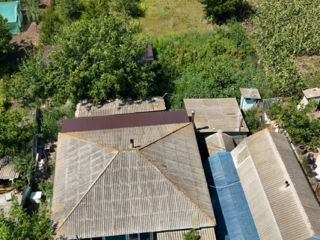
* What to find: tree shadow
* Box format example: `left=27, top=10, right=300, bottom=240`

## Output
left=235, top=0, right=255, bottom=22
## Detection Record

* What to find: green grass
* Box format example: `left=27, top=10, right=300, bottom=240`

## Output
left=294, top=55, right=320, bottom=89
left=138, top=0, right=212, bottom=36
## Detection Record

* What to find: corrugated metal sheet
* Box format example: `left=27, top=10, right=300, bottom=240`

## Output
left=183, top=98, right=248, bottom=133
left=303, top=88, right=320, bottom=99
left=240, top=88, right=261, bottom=99
left=208, top=152, right=259, bottom=240
left=156, top=227, right=216, bottom=240
left=231, top=129, right=320, bottom=240
left=0, top=157, right=19, bottom=181
left=62, top=110, right=189, bottom=133
left=53, top=123, right=215, bottom=239
left=75, top=97, right=165, bottom=118
left=205, top=131, right=235, bottom=156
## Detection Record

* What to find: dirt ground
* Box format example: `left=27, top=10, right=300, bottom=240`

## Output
left=11, top=22, right=41, bottom=47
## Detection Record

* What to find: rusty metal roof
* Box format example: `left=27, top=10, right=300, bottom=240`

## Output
left=62, top=110, right=189, bottom=133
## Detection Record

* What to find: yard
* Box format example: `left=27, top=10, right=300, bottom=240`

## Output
left=138, top=0, right=212, bottom=36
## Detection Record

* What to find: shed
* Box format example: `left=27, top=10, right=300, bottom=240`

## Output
left=52, top=110, right=216, bottom=239
left=231, top=129, right=320, bottom=240
left=183, top=98, right=248, bottom=143
left=0, top=157, right=19, bottom=182
left=240, top=88, right=261, bottom=111
left=300, top=88, right=320, bottom=109
left=207, top=152, right=259, bottom=240
left=0, top=1, right=23, bottom=34
left=75, top=97, right=166, bottom=118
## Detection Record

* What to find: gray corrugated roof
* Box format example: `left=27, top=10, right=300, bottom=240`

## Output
left=183, top=98, right=249, bottom=133
left=240, top=88, right=261, bottom=99
left=303, top=88, right=320, bottom=99
left=0, top=157, right=19, bottom=181
left=52, top=123, right=215, bottom=239
left=205, top=131, right=235, bottom=156
left=231, top=129, right=320, bottom=240
left=75, top=97, right=166, bottom=118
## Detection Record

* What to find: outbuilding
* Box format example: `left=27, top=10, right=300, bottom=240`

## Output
left=239, top=88, right=261, bottom=111
left=0, top=1, right=23, bottom=34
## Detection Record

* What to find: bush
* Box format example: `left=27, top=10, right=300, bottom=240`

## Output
left=200, top=0, right=237, bottom=23
left=183, top=229, right=200, bottom=240
left=152, top=22, right=268, bottom=108
left=269, top=100, right=320, bottom=148
left=23, top=0, right=40, bottom=23
left=0, top=16, right=13, bottom=56
left=244, top=107, right=265, bottom=133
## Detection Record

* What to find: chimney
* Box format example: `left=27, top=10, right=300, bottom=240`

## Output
left=191, top=110, right=195, bottom=123
left=130, top=139, right=134, bottom=149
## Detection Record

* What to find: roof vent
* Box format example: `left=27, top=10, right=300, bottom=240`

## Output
left=191, top=110, right=195, bottom=123
left=130, top=139, right=134, bottom=149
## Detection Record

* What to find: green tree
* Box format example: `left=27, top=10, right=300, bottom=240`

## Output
left=0, top=16, right=13, bottom=57
left=24, top=0, right=40, bottom=23
left=0, top=197, right=52, bottom=240
left=45, top=15, right=155, bottom=104
left=200, top=0, right=237, bottom=23
left=0, top=110, right=36, bottom=157
left=183, top=229, right=200, bottom=240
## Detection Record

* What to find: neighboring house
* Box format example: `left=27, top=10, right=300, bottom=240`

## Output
left=183, top=98, right=249, bottom=143
left=75, top=97, right=166, bottom=118
left=0, top=1, right=23, bottom=34
left=239, top=88, right=261, bottom=111
left=52, top=110, right=216, bottom=240
left=231, top=129, right=320, bottom=240
left=206, top=152, right=259, bottom=240
left=0, top=157, right=19, bottom=193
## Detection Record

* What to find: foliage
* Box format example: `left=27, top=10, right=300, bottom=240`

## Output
left=12, top=154, right=34, bottom=190
left=0, top=79, right=7, bottom=112
left=183, top=229, right=200, bottom=240
left=0, top=197, right=52, bottom=240
left=39, top=104, right=74, bottom=142
left=200, top=0, right=237, bottom=23
left=0, top=110, right=36, bottom=158
left=0, top=16, right=13, bottom=56
left=44, top=15, right=155, bottom=104
left=152, top=22, right=268, bottom=108
left=23, top=0, right=40, bottom=23
left=244, top=107, right=265, bottom=133
left=269, top=100, right=320, bottom=148
left=9, top=51, right=46, bottom=105
left=249, top=0, right=320, bottom=96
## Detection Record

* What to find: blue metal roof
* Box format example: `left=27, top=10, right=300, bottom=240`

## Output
left=207, top=152, right=259, bottom=240
left=0, top=1, right=19, bottom=23
left=305, top=237, right=320, bottom=240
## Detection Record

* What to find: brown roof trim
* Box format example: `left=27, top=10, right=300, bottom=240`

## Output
left=62, top=110, right=189, bottom=133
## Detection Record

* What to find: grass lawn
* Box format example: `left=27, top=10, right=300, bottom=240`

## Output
left=294, top=56, right=320, bottom=89
left=139, top=0, right=212, bottom=36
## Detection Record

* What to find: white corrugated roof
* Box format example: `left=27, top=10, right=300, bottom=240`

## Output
left=231, top=129, right=320, bottom=240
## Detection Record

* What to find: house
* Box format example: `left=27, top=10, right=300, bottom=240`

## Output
left=0, top=157, right=19, bottom=194
left=0, top=1, right=23, bottom=34
left=239, top=88, right=261, bottom=111
left=183, top=98, right=249, bottom=143
left=75, top=97, right=166, bottom=118
left=231, top=129, right=320, bottom=240
left=206, top=152, right=259, bottom=240
left=52, top=110, right=216, bottom=240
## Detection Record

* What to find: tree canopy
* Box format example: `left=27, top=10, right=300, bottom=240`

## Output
left=12, top=15, right=156, bottom=105
left=0, top=16, right=13, bottom=57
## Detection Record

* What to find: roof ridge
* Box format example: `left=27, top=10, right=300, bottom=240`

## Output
left=138, top=122, right=191, bottom=150
left=138, top=148, right=215, bottom=226
left=60, top=132, right=122, bottom=152
left=55, top=151, right=120, bottom=233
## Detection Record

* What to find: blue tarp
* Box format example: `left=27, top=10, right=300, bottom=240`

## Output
left=207, top=152, right=259, bottom=240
